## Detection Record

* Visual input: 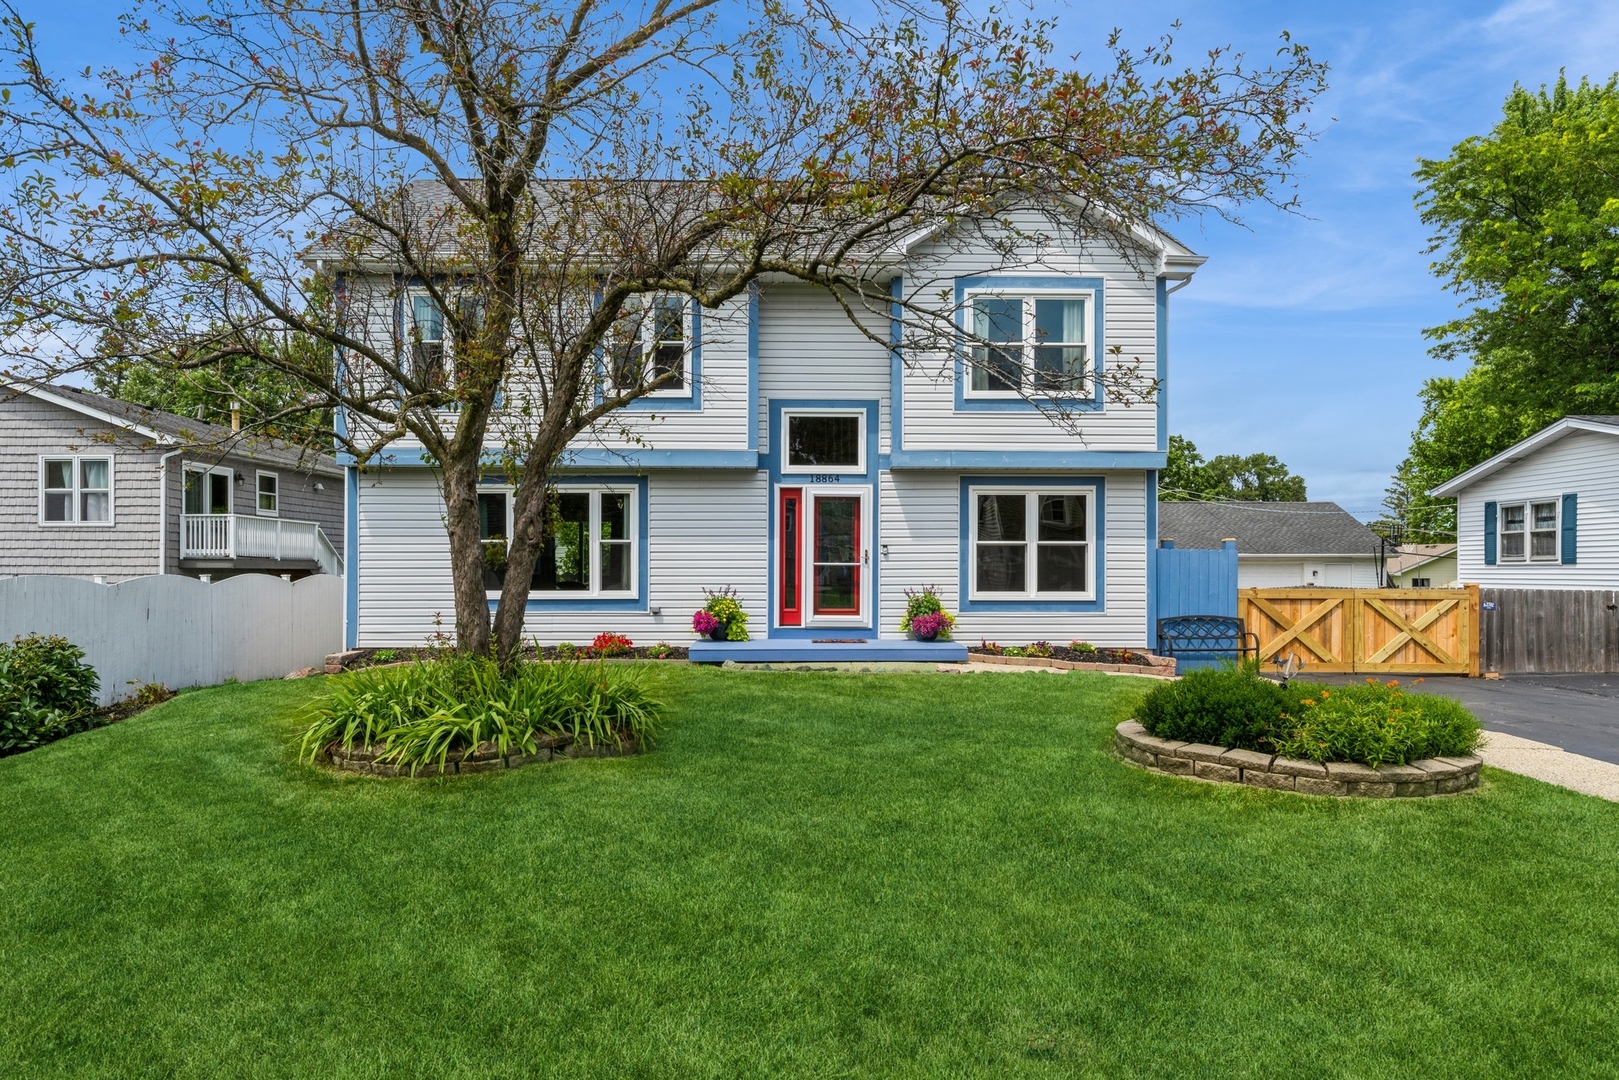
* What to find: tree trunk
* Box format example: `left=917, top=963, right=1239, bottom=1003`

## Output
left=441, top=452, right=493, bottom=656
left=492, top=458, right=552, bottom=663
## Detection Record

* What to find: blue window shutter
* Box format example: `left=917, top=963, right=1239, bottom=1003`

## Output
left=1483, top=501, right=1497, bottom=565
left=1562, top=493, right=1577, bottom=564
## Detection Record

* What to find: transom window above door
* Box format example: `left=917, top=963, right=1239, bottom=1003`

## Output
left=782, top=411, right=864, bottom=473
left=965, top=293, right=1093, bottom=397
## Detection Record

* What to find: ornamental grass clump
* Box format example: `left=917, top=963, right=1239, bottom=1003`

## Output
left=297, top=653, right=660, bottom=774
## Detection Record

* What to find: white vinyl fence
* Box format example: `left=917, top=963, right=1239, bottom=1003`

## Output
left=0, top=574, right=343, bottom=705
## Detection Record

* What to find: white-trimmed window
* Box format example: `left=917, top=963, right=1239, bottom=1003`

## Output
left=40, top=455, right=113, bottom=525
left=1500, top=500, right=1559, bottom=562
left=255, top=471, right=279, bottom=515
left=970, top=486, right=1093, bottom=598
left=409, top=294, right=448, bottom=388
left=781, top=410, right=865, bottom=475
left=610, top=294, right=690, bottom=396
left=965, top=292, right=1092, bottom=396
left=478, top=484, right=637, bottom=596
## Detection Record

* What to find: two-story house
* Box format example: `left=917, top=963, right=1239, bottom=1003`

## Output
left=338, top=199, right=1204, bottom=655
left=1, top=381, right=345, bottom=581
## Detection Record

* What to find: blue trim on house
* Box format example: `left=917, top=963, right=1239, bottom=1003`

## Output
left=1156, top=277, right=1168, bottom=453
left=690, top=638, right=966, bottom=664
left=890, top=275, right=904, bottom=454
left=1146, top=468, right=1158, bottom=650
left=624, top=298, right=703, bottom=411
left=344, top=466, right=359, bottom=648
left=957, top=475, right=1107, bottom=613
left=890, top=450, right=1166, bottom=470
left=747, top=283, right=760, bottom=452
left=953, top=274, right=1106, bottom=413
left=494, top=474, right=652, bottom=613
left=765, top=399, right=882, bottom=639
left=353, top=447, right=757, bottom=469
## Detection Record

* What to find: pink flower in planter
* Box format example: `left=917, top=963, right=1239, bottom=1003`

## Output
left=910, top=612, right=950, bottom=641
left=692, top=611, right=722, bottom=636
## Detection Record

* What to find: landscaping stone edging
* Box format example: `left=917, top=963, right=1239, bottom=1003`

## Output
left=325, top=732, right=640, bottom=777
left=972, top=653, right=1176, bottom=676
left=1115, top=721, right=1480, bottom=797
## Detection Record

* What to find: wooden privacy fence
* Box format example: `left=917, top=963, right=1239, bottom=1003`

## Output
left=1479, top=589, right=1619, bottom=673
left=1239, top=587, right=1480, bottom=676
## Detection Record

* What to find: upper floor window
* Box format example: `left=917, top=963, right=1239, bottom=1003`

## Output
left=610, top=295, right=689, bottom=396
left=970, top=486, right=1093, bottom=599
left=256, top=472, right=279, bottom=516
left=965, top=293, right=1091, bottom=397
left=409, top=294, right=448, bottom=388
left=783, top=411, right=864, bottom=474
left=41, top=455, right=113, bottom=525
left=1500, top=500, right=1559, bottom=562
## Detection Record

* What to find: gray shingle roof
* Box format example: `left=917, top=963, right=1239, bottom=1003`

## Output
left=1158, top=501, right=1383, bottom=557
left=10, top=382, right=340, bottom=475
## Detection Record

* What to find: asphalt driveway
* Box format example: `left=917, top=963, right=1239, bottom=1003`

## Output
left=1309, top=672, right=1619, bottom=766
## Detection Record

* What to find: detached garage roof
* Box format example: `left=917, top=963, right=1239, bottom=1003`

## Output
left=1158, top=501, right=1382, bottom=557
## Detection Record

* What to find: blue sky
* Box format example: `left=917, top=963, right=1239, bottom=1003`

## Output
left=24, top=1, right=1619, bottom=515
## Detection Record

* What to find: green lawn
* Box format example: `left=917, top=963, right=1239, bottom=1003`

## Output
left=2, top=668, right=1617, bottom=1078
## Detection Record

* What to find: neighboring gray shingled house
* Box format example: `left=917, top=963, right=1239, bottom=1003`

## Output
left=2, top=381, right=343, bottom=581
left=1158, top=501, right=1383, bottom=588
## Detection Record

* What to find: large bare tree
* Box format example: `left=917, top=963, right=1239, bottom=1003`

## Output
left=0, top=0, right=1326, bottom=660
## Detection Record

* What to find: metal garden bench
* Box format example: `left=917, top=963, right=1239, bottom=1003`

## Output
left=1156, top=615, right=1259, bottom=668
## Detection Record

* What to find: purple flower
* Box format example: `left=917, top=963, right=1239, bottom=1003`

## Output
left=692, top=611, right=722, bottom=635
left=911, top=612, right=949, bottom=639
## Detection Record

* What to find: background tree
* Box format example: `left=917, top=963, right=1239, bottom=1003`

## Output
left=0, top=0, right=1325, bottom=660
left=1161, top=434, right=1308, bottom=502
left=1386, top=73, right=1619, bottom=539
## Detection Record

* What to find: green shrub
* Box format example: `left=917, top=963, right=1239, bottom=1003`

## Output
left=1137, top=667, right=1484, bottom=767
left=1272, top=681, right=1482, bottom=767
left=1137, top=664, right=1304, bottom=752
left=297, top=654, right=661, bottom=773
left=0, top=634, right=101, bottom=755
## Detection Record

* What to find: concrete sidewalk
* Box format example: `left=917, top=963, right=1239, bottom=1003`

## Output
left=1479, top=731, right=1619, bottom=803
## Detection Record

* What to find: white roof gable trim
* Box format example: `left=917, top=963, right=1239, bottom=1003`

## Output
left=6, top=381, right=175, bottom=444
left=1429, top=417, right=1619, bottom=497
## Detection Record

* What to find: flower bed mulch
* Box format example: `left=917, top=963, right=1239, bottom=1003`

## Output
left=969, top=643, right=1156, bottom=667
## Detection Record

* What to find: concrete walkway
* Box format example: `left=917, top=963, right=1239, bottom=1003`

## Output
left=1478, top=731, right=1619, bottom=803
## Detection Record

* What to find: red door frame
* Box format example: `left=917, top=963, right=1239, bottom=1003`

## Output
left=778, top=487, right=802, bottom=626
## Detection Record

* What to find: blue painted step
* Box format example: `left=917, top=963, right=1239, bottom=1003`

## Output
left=688, top=638, right=968, bottom=664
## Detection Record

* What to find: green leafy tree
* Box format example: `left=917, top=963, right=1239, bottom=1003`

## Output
left=1161, top=434, right=1307, bottom=502
left=1388, top=74, right=1619, bottom=536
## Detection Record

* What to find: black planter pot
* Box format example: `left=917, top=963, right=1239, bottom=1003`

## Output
left=709, top=626, right=729, bottom=642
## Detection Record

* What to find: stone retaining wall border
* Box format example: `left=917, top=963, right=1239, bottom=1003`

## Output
left=972, top=653, right=1177, bottom=676
left=326, top=732, right=640, bottom=777
left=1115, top=721, right=1480, bottom=797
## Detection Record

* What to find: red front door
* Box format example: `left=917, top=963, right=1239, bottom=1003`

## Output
left=779, top=487, right=802, bottom=626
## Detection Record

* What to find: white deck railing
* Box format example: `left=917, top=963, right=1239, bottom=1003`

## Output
left=181, top=514, right=343, bottom=575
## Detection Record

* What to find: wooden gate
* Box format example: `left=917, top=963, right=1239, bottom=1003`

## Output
left=1238, top=587, right=1480, bottom=676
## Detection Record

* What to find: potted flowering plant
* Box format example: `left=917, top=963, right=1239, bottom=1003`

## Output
left=899, top=586, right=955, bottom=641
left=693, top=586, right=750, bottom=641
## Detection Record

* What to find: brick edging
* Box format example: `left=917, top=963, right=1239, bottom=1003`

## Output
left=1115, top=721, right=1480, bottom=797
left=971, top=653, right=1177, bottom=676
left=326, top=732, right=640, bottom=777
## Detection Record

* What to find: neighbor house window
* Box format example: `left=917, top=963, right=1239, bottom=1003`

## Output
left=478, top=486, right=636, bottom=596
left=1411, top=577, right=1431, bottom=588
left=970, top=487, right=1092, bottom=598
left=256, top=472, right=279, bottom=516
left=782, top=411, right=864, bottom=473
left=610, top=295, right=689, bottom=395
left=1500, top=501, right=1559, bottom=562
left=40, top=456, right=112, bottom=525
left=966, top=293, right=1092, bottom=396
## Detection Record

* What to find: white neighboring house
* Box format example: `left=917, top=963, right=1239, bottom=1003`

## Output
left=1386, top=544, right=1458, bottom=589
left=332, top=191, right=1207, bottom=650
left=1157, top=501, right=1383, bottom=589
left=1430, top=415, right=1619, bottom=587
